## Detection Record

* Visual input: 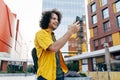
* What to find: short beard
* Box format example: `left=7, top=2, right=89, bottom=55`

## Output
left=52, top=26, right=58, bottom=30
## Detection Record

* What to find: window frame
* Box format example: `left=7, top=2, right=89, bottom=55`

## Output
left=115, top=1, right=120, bottom=12
left=91, top=3, right=96, bottom=13
left=101, top=0, right=107, bottom=6
left=100, top=37, right=106, bottom=49
left=93, top=26, right=98, bottom=36
left=103, top=21, right=111, bottom=32
left=94, top=39, right=99, bottom=50
left=117, top=15, right=120, bottom=28
left=102, top=8, right=109, bottom=19
left=92, top=14, right=97, bottom=24
left=106, top=35, right=113, bottom=47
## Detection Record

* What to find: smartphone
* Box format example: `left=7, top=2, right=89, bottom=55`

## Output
left=76, top=16, right=81, bottom=24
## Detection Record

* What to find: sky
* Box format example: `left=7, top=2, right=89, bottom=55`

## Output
left=4, top=0, right=42, bottom=42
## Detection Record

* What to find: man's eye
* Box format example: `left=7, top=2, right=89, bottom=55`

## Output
left=52, top=18, right=56, bottom=20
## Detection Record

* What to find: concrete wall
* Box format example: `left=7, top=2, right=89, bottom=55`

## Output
left=86, top=71, right=120, bottom=80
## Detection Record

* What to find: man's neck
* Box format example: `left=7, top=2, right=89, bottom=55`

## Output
left=48, top=28, right=54, bottom=33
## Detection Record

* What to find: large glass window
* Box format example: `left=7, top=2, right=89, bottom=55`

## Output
left=102, top=8, right=109, bottom=19
left=82, top=59, right=88, bottom=71
left=116, top=1, right=120, bottom=12
left=92, top=14, right=97, bottom=24
left=117, top=16, right=120, bottom=27
left=91, top=3, right=96, bottom=13
left=102, top=0, right=107, bottom=6
left=103, top=21, right=111, bottom=32
left=96, top=56, right=106, bottom=71
left=111, top=63, right=120, bottom=71
left=92, top=58, right=97, bottom=71
left=111, top=53, right=120, bottom=71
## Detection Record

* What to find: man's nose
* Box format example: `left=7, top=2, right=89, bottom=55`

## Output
left=55, top=19, right=58, bottom=24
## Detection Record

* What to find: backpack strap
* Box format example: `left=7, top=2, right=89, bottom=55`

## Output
left=31, top=47, right=38, bottom=74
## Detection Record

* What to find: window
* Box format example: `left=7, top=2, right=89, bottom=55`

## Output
left=116, top=1, right=120, bottom=12
left=103, top=21, right=111, bottom=32
left=94, top=40, right=99, bottom=50
left=102, top=0, right=107, bottom=6
left=117, top=16, right=120, bottom=27
left=102, top=8, right=109, bottom=19
left=91, top=3, right=96, bottom=13
left=100, top=37, right=106, bottom=45
left=93, top=27, right=98, bottom=36
left=100, top=37, right=106, bottom=49
left=92, top=14, right=97, bottom=24
left=92, top=58, right=97, bottom=71
left=111, top=63, right=120, bottom=71
left=106, top=35, right=113, bottom=47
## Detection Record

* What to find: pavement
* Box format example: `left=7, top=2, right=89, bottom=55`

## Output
left=0, top=73, right=37, bottom=80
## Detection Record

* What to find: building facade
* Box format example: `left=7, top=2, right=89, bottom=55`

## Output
left=0, top=0, right=27, bottom=72
left=68, top=17, right=88, bottom=54
left=87, top=0, right=120, bottom=71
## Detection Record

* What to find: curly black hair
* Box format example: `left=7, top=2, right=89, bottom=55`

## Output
left=39, top=9, right=62, bottom=29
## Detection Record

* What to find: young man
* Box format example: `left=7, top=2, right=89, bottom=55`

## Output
left=34, top=9, right=80, bottom=80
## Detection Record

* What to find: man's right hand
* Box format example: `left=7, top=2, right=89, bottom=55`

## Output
left=69, top=21, right=80, bottom=34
